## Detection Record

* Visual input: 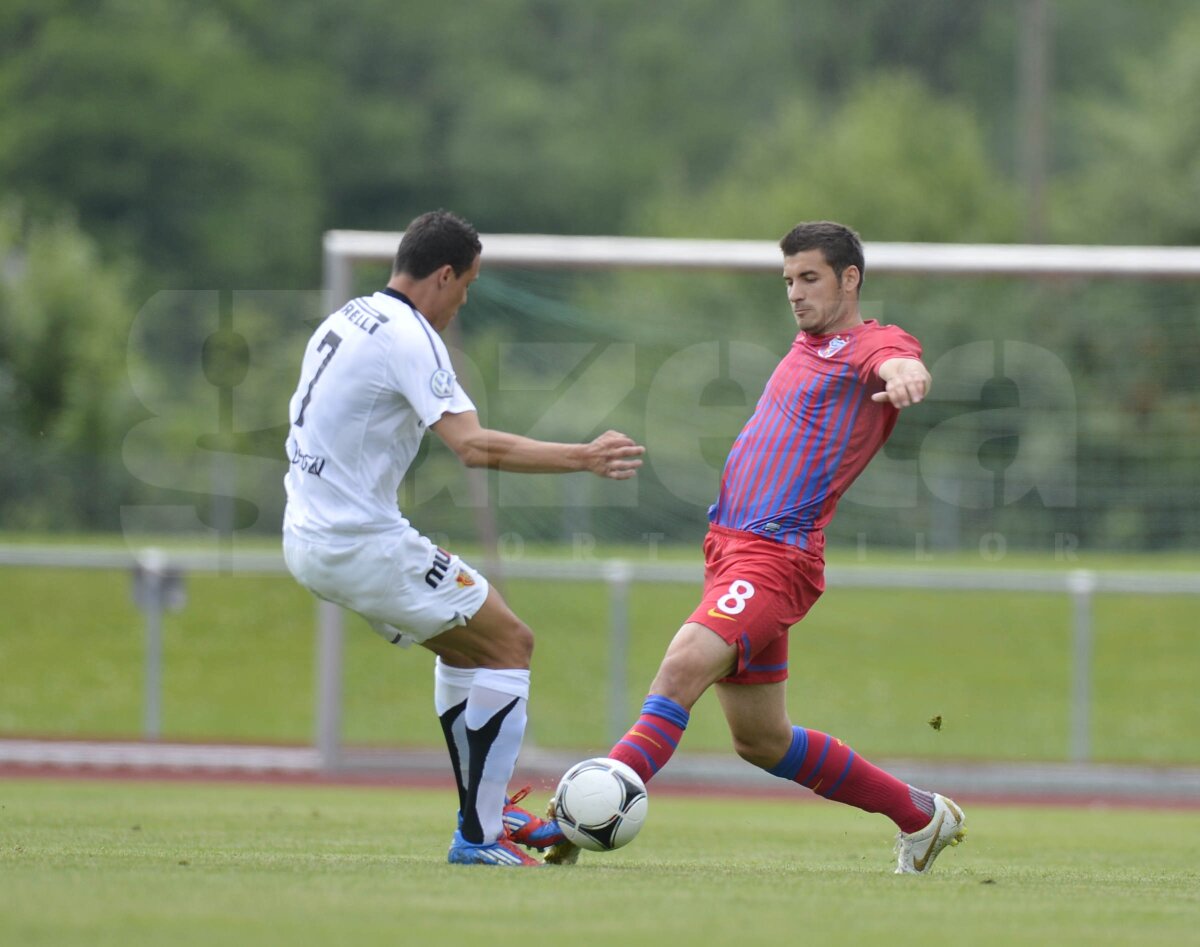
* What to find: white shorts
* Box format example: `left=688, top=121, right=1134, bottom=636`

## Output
left=282, top=526, right=490, bottom=648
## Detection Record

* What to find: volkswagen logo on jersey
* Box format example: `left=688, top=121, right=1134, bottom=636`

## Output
left=817, top=336, right=849, bottom=358
left=430, top=369, right=455, bottom=398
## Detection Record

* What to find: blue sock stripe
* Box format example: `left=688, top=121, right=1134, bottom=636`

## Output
left=798, top=733, right=832, bottom=787
left=820, top=751, right=856, bottom=798
left=767, top=726, right=809, bottom=780
left=642, top=695, right=690, bottom=731
left=616, top=739, right=659, bottom=773
left=638, top=720, right=681, bottom=749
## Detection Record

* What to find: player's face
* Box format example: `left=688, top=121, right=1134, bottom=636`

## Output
left=783, top=250, right=860, bottom=336
left=428, top=255, right=481, bottom=331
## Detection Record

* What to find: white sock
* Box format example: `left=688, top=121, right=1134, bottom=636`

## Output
left=434, top=658, right=477, bottom=815
left=462, top=668, right=530, bottom=844
left=434, top=657, right=476, bottom=715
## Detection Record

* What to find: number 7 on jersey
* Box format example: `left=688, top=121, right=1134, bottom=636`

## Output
left=294, top=330, right=342, bottom=427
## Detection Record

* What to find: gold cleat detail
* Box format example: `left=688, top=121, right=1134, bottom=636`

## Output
left=541, top=797, right=580, bottom=866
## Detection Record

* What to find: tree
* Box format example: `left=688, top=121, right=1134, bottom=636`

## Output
left=0, top=0, right=327, bottom=290
left=1052, top=9, right=1200, bottom=245
left=636, top=73, right=1021, bottom=243
left=0, top=205, right=143, bottom=528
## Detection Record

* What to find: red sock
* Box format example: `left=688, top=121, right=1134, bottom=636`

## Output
left=768, top=727, right=933, bottom=833
left=607, top=695, right=690, bottom=784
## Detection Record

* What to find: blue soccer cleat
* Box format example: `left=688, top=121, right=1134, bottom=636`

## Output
left=447, top=829, right=541, bottom=867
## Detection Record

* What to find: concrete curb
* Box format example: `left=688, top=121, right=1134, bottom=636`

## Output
left=4, top=739, right=1197, bottom=806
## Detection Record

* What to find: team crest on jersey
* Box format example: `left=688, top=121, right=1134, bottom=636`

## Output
left=430, top=369, right=455, bottom=398
left=455, top=570, right=475, bottom=589
left=817, top=336, right=849, bottom=358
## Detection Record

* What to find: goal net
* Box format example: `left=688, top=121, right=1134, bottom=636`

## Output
left=324, top=232, right=1200, bottom=560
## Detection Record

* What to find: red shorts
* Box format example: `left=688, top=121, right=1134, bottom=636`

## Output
left=687, top=525, right=825, bottom=685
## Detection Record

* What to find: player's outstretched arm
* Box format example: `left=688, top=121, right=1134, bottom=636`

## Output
left=431, top=411, right=644, bottom=479
left=872, top=357, right=932, bottom=409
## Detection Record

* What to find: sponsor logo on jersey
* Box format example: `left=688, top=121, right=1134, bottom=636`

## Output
left=425, top=547, right=452, bottom=588
left=817, top=336, right=849, bottom=358
left=288, top=439, right=327, bottom=477
left=455, top=570, right=475, bottom=589
left=430, top=369, right=455, bottom=398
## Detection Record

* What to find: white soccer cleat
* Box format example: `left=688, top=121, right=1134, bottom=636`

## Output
left=894, top=793, right=966, bottom=875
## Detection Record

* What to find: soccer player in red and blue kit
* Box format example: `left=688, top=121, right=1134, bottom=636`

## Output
left=547, top=221, right=966, bottom=873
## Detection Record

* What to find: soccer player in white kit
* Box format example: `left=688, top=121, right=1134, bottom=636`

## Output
left=282, top=210, right=644, bottom=866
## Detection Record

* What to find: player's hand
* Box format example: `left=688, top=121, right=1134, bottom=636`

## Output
left=872, top=359, right=931, bottom=408
left=584, top=430, right=645, bottom=479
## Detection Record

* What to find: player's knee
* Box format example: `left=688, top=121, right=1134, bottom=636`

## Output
left=648, top=653, right=710, bottom=709
left=492, top=616, right=533, bottom=668
left=649, top=627, right=735, bottom=706
left=731, top=731, right=789, bottom=770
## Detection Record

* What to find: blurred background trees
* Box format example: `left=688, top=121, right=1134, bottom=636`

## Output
left=1, top=0, right=1198, bottom=547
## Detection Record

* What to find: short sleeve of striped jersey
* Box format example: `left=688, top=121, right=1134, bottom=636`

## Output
left=858, top=324, right=923, bottom=380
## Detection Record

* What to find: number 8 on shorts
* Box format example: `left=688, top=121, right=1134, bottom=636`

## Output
left=716, top=579, right=755, bottom=616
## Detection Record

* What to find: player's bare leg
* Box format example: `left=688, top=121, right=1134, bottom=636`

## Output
left=650, top=622, right=740, bottom=708
left=549, top=624, right=738, bottom=867
left=423, top=587, right=541, bottom=866
left=714, top=680, right=794, bottom=769
left=422, top=586, right=533, bottom=671
left=607, top=623, right=735, bottom=782
left=716, top=679, right=965, bottom=873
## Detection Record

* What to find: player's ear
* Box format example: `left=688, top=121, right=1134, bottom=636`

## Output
left=841, top=265, right=861, bottom=294
left=435, top=263, right=456, bottom=288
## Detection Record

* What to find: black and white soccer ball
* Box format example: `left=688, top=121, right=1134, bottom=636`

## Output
left=552, top=757, right=648, bottom=852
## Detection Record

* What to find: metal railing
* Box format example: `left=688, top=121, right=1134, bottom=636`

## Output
left=3, top=544, right=1199, bottom=770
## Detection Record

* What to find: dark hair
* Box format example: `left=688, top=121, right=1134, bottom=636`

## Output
left=779, top=221, right=865, bottom=290
left=392, top=210, right=482, bottom=279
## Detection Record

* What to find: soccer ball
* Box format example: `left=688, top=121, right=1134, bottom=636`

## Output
left=552, top=757, right=648, bottom=852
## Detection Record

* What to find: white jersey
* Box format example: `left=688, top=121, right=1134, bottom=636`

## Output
left=283, top=289, right=475, bottom=536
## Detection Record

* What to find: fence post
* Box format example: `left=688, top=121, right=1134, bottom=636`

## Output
left=315, top=600, right=344, bottom=771
left=605, top=560, right=634, bottom=745
left=131, top=548, right=185, bottom=741
left=1067, top=569, right=1097, bottom=762
left=142, top=557, right=164, bottom=742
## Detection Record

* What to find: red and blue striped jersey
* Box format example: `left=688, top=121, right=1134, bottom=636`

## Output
left=708, top=320, right=921, bottom=553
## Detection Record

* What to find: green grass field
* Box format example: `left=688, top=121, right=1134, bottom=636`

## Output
left=1, top=778, right=1198, bottom=947
left=2, top=546, right=1199, bottom=764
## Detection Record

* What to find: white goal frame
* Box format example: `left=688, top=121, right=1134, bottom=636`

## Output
left=315, top=231, right=1200, bottom=772
left=325, top=230, right=1200, bottom=314
left=0, top=237, right=1198, bottom=791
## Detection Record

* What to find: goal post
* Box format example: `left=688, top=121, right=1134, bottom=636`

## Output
left=316, top=230, right=1200, bottom=772
left=325, top=229, right=1200, bottom=313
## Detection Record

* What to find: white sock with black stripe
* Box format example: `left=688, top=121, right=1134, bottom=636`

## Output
left=434, top=657, right=476, bottom=816
left=461, top=668, right=530, bottom=844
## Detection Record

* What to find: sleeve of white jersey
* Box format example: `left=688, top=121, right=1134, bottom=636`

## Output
left=388, top=328, right=477, bottom=429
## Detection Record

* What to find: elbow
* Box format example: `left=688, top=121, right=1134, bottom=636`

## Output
left=456, top=442, right=496, bottom=469
left=457, top=445, right=489, bottom=469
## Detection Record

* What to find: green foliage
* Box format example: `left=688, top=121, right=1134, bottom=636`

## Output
left=1, top=0, right=1194, bottom=279
left=3, top=1, right=1200, bottom=545
left=638, top=73, right=1022, bottom=242
left=0, top=206, right=144, bottom=528
left=0, top=0, right=326, bottom=289
left=1053, top=9, right=1200, bottom=244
